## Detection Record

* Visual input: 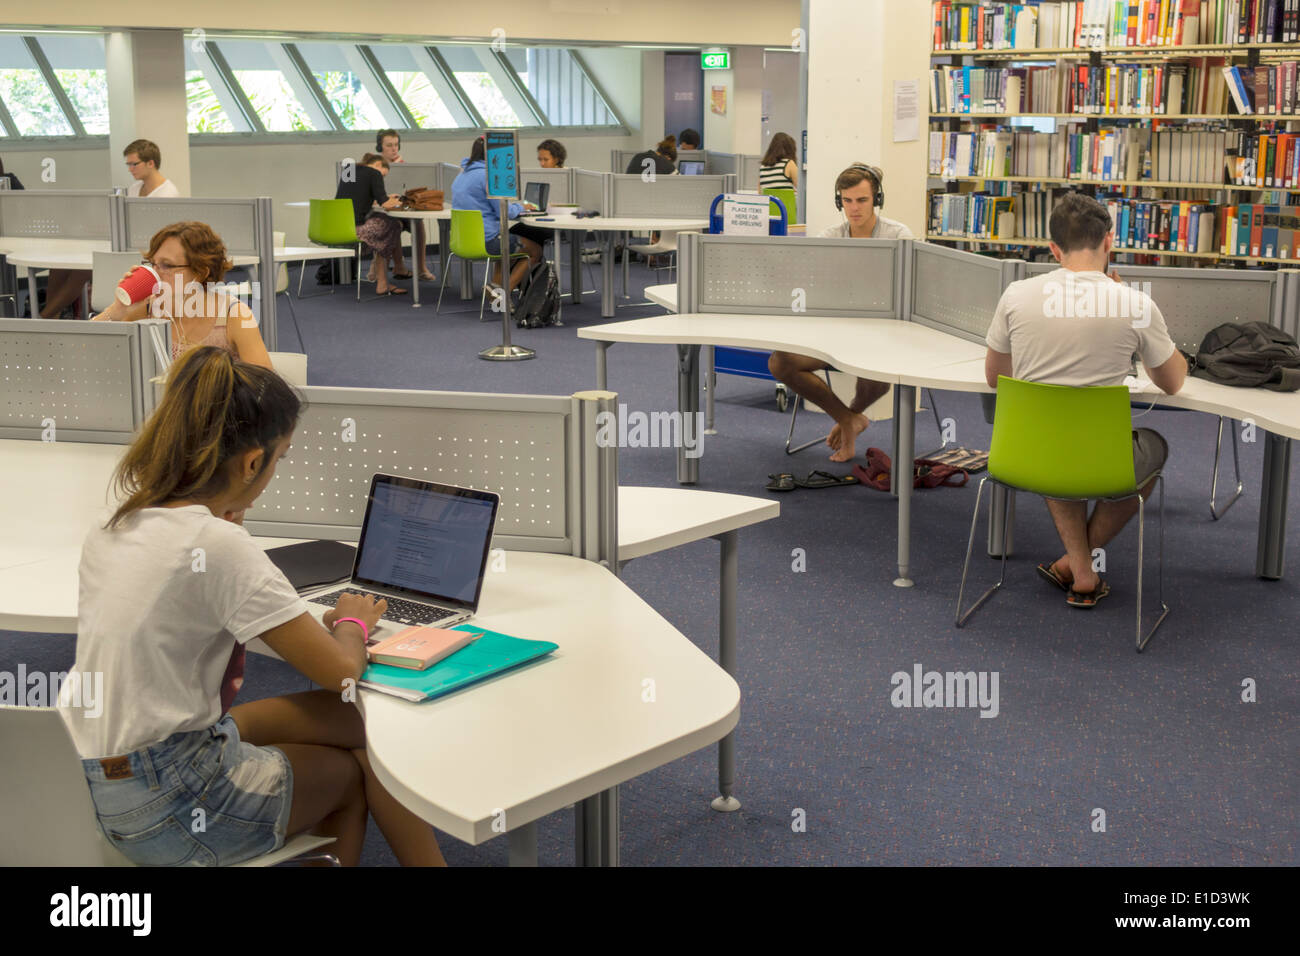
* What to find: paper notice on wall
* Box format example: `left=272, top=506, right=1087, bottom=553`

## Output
left=711, top=86, right=727, bottom=116
left=723, top=193, right=769, bottom=236
left=893, top=79, right=920, bottom=143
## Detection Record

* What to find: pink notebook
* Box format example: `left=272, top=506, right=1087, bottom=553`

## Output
left=366, top=626, right=483, bottom=670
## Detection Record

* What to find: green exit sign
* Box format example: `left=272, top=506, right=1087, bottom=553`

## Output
left=701, top=51, right=730, bottom=70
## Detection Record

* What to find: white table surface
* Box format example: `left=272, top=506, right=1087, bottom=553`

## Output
left=385, top=209, right=451, bottom=222
left=5, top=249, right=257, bottom=270
left=644, top=283, right=677, bottom=312
left=274, top=246, right=355, bottom=262
left=617, top=486, right=778, bottom=562
left=526, top=215, right=708, bottom=233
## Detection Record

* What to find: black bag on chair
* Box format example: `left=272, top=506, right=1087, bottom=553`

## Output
left=514, top=262, right=560, bottom=328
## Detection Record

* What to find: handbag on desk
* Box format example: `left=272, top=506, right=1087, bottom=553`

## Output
left=400, top=187, right=443, bottom=211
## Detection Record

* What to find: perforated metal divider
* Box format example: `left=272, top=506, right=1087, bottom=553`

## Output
left=242, top=387, right=589, bottom=554
left=910, top=242, right=1011, bottom=343
left=609, top=174, right=734, bottom=220
left=739, top=156, right=761, bottom=191
left=688, top=234, right=901, bottom=317
left=384, top=163, right=442, bottom=196
left=124, top=198, right=258, bottom=254
left=1023, top=261, right=1280, bottom=353
left=0, top=319, right=146, bottom=442
left=573, top=169, right=609, bottom=215
left=520, top=168, right=573, bottom=204
left=0, top=190, right=115, bottom=240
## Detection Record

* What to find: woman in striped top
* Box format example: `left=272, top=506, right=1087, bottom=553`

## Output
left=759, top=132, right=799, bottom=191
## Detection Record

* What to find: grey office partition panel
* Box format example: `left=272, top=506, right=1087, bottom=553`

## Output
left=0, top=319, right=150, bottom=442
left=573, top=169, right=609, bottom=215
left=439, top=162, right=461, bottom=194
left=0, top=190, right=115, bottom=240
left=681, top=233, right=902, bottom=318
left=609, top=174, right=733, bottom=219
left=911, top=241, right=1014, bottom=343
left=1023, top=260, right=1279, bottom=353
left=383, top=163, right=442, bottom=196
left=244, top=387, right=583, bottom=552
left=611, top=149, right=640, bottom=173
left=708, top=152, right=738, bottom=177
left=1275, top=269, right=1300, bottom=341
left=520, top=167, right=573, bottom=204
left=739, top=155, right=762, bottom=191
left=124, top=197, right=258, bottom=253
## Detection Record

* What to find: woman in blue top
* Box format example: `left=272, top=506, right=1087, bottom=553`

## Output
left=450, top=136, right=548, bottom=292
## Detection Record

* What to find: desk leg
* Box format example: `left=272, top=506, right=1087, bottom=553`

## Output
left=410, top=221, right=423, bottom=308
left=601, top=232, right=615, bottom=318
left=703, top=345, right=717, bottom=435
left=437, top=218, right=450, bottom=280
left=574, top=787, right=620, bottom=866
left=596, top=341, right=609, bottom=390
left=1256, top=432, right=1290, bottom=579
left=894, top=384, right=916, bottom=588
left=711, top=530, right=741, bottom=812
left=677, top=344, right=700, bottom=485
left=508, top=822, right=538, bottom=866
left=890, top=387, right=901, bottom=498
left=621, top=231, right=630, bottom=298
left=987, top=487, right=1016, bottom=558
left=569, top=232, right=583, bottom=305
left=28, top=271, right=39, bottom=318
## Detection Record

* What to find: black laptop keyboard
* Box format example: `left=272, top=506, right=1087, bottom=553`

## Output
left=313, top=589, right=458, bottom=627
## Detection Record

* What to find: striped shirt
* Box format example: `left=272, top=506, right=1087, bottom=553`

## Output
left=758, top=161, right=796, bottom=191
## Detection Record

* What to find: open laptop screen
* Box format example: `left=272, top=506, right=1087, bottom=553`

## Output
left=678, top=160, right=705, bottom=175
left=351, top=475, right=500, bottom=611
left=524, top=181, right=549, bottom=211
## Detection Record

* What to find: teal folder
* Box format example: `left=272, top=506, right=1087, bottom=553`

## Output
left=359, top=625, right=558, bottom=702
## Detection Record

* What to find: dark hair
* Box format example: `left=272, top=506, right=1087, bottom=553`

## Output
left=469, top=136, right=486, bottom=163
left=835, top=163, right=882, bottom=204
left=124, top=139, right=161, bottom=169
left=537, top=139, right=567, bottom=166
left=359, top=152, right=389, bottom=171
left=109, top=347, right=301, bottom=527
left=1049, top=191, right=1113, bottom=253
left=678, top=128, right=701, bottom=149
left=656, top=135, right=677, bottom=162
left=762, top=132, right=797, bottom=167
left=376, top=129, right=400, bottom=151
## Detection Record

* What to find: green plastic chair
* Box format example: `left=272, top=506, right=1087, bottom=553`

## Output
left=299, top=199, right=362, bottom=301
left=762, top=187, right=797, bottom=224
left=436, top=209, right=529, bottom=321
left=955, top=376, right=1169, bottom=652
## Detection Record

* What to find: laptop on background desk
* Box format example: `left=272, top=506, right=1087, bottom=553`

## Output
left=304, top=474, right=500, bottom=640
left=520, top=181, right=550, bottom=216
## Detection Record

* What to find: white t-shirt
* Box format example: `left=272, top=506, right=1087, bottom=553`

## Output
left=61, top=505, right=306, bottom=758
left=128, top=178, right=181, bottom=198
left=985, top=268, right=1177, bottom=388
left=818, top=215, right=913, bottom=239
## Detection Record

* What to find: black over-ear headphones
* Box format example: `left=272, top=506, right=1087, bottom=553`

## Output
left=833, top=163, right=884, bottom=210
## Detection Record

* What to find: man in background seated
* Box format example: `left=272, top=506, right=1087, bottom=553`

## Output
left=768, top=163, right=913, bottom=462
left=370, top=129, right=434, bottom=283
left=984, top=191, right=1186, bottom=608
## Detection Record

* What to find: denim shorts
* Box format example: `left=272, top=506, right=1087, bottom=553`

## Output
left=484, top=232, right=523, bottom=256
left=81, top=714, right=293, bottom=866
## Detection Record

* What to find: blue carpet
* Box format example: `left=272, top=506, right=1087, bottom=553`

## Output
left=5, top=255, right=1297, bottom=866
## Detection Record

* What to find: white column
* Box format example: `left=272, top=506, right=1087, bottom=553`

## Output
left=700, top=46, right=763, bottom=155
left=641, top=51, right=665, bottom=145
left=105, top=30, right=191, bottom=196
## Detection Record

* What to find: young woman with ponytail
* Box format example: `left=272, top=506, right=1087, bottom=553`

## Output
left=60, top=347, right=446, bottom=866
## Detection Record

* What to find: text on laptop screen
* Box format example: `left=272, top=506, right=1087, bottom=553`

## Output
left=354, top=482, right=496, bottom=604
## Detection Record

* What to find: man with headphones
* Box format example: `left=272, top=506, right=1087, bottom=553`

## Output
left=370, top=129, right=435, bottom=282
left=768, top=163, right=913, bottom=463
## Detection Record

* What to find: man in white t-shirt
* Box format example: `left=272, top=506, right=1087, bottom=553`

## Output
left=769, top=164, right=914, bottom=462
left=984, top=191, right=1187, bottom=607
left=124, top=138, right=181, bottom=198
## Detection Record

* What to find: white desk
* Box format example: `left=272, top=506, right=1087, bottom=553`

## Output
left=384, top=209, right=450, bottom=308
left=644, top=283, right=677, bottom=312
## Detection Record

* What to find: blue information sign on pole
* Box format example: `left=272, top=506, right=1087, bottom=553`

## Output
left=484, top=130, right=519, bottom=200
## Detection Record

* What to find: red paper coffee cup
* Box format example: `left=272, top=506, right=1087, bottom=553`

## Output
left=115, top=264, right=162, bottom=306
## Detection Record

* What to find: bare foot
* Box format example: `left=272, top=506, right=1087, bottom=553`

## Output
left=828, top=413, right=870, bottom=462
left=1050, top=556, right=1074, bottom=587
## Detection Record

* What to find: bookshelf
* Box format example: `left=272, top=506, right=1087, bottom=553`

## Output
left=927, top=0, right=1300, bottom=267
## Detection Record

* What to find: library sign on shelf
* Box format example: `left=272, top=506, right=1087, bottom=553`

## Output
left=723, top=193, right=770, bottom=236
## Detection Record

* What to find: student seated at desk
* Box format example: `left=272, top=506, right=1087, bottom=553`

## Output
left=0, top=156, right=22, bottom=190
left=92, top=220, right=273, bottom=368
left=336, top=152, right=407, bottom=296
left=451, top=136, right=546, bottom=293
left=369, top=129, right=434, bottom=283
left=759, top=132, right=799, bottom=191
left=59, top=347, right=447, bottom=866
left=769, top=163, right=913, bottom=462
left=626, top=136, right=678, bottom=177
left=536, top=139, right=567, bottom=168
left=124, top=138, right=181, bottom=199
left=984, top=191, right=1187, bottom=608
left=677, top=128, right=702, bottom=151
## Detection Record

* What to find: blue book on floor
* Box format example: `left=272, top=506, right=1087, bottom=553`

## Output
left=359, top=625, right=558, bottom=702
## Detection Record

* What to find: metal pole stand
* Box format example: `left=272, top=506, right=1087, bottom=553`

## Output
left=480, top=197, right=535, bottom=362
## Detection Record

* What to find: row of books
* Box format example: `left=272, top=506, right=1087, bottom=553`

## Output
left=929, top=127, right=1300, bottom=187
left=1223, top=62, right=1300, bottom=114
left=930, top=64, right=1068, bottom=113
left=932, top=1, right=1300, bottom=51
left=1106, top=199, right=1300, bottom=255
left=929, top=191, right=1021, bottom=239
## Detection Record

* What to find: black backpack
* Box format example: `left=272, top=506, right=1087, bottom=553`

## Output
left=514, top=261, right=560, bottom=329
left=1193, top=321, right=1300, bottom=392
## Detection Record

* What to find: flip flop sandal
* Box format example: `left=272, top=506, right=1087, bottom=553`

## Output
left=1036, top=562, right=1071, bottom=593
left=1067, top=581, right=1110, bottom=608
left=419, top=271, right=437, bottom=282
left=377, top=287, right=409, bottom=296
left=794, top=470, right=859, bottom=489
left=391, top=271, right=414, bottom=280
left=765, top=473, right=796, bottom=492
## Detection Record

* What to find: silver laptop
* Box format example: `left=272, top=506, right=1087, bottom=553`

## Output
left=305, top=473, right=500, bottom=641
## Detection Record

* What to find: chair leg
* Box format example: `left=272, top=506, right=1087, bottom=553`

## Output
left=785, top=369, right=835, bottom=455
left=436, top=254, right=456, bottom=314
left=280, top=291, right=305, bottom=353
left=1136, top=476, right=1171, bottom=653
left=955, top=478, right=1010, bottom=626
left=1209, top=416, right=1244, bottom=520
left=355, top=243, right=362, bottom=302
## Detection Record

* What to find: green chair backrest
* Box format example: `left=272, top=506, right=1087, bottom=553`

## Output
left=449, top=209, right=491, bottom=261
left=307, top=199, right=358, bottom=246
left=762, top=187, right=796, bottom=223
left=988, top=376, right=1137, bottom=499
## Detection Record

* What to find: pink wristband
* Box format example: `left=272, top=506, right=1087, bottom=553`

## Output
left=333, top=617, right=369, bottom=642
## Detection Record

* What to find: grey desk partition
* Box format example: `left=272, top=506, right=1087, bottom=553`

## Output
left=1022, top=260, right=1282, bottom=353
left=609, top=174, right=735, bottom=220
left=439, top=162, right=462, bottom=194
left=739, top=156, right=762, bottom=191
left=573, top=169, right=610, bottom=215
left=520, top=167, right=573, bottom=205
left=707, top=152, right=738, bottom=178
left=242, top=386, right=619, bottom=565
left=0, top=190, right=118, bottom=241
left=0, top=318, right=169, bottom=442
left=383, top=163, right=443, bottom=196
left=911, top=241, right=1017, bottom=343
left=677, top=232, right=902, bottom=318
left=121, top=197, right=278, bottom=352
left=611, top=149, right=640, bottom=174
